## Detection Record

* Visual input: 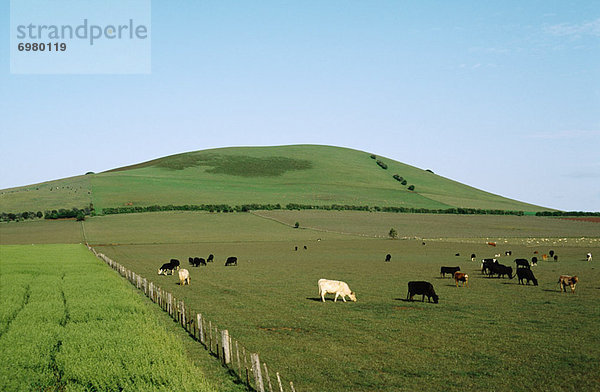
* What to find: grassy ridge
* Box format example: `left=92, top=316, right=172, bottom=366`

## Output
left=0, top=145, right=548, bottom=213
left=0, top=244, right=237, bottom=392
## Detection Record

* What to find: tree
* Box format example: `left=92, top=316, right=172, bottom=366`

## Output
left=389, top=228, right=398, bottom=239
left=294, top=222, right=300, bottom=228
left=408, top=185, right=415, bottom=191
left=76, top=210, right=86, bottom=221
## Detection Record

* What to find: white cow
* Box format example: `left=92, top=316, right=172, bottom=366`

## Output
left=318, top=279, right=356, bottom=302
left=179, top=269, right=190, bottom=285
left=587, top=253, right=592, bottom=262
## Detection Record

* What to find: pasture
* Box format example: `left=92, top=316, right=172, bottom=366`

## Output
left=0, top=244, right=244, bottom=392
left=71, top=211, right=600, bottom=392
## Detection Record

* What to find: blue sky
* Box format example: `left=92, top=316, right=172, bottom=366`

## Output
left=1, top=1, right=599, bottom=211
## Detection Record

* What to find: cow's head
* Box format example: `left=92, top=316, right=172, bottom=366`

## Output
left=432, top=294, right=439, bottom=304
left=348, top=292, right=357, bottom=302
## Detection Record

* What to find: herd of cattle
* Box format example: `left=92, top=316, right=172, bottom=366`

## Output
left=156, top=249, right=592, bottom=302
left=157, top=255, right=239, bottom=285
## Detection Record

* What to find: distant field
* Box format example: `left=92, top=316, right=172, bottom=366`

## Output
left=0, top=244, right=243, bottom=392
left=254, top=210, right=600, bottom=241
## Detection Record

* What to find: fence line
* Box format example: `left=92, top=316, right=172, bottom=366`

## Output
left=86, top=244, right=296, bottom=392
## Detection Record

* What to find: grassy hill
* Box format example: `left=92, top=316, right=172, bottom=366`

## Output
left=0, top=145, right=547, bottom=213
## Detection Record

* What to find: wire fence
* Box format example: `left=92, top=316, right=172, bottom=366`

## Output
left=87, top=244, right=297, bottom=392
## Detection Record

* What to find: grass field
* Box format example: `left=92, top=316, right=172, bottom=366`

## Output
left=65, top=211, right=600, bottom=392
left=0, top=145, right=548, bottom=213
left=0, top=244, right=244, bottom=392
left=1, top=212, right=598, bottom=391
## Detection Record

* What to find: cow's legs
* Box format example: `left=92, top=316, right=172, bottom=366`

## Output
left=334, top=293, right=339, bottom=302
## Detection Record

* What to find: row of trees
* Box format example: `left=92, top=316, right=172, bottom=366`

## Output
left=535, top=211, right=600, bottom=217
left=0, top=211, right=43, bottom=222
left=97, top=203, right=530, bottom=216
left=1, top=207, right=93, bottom=222
left=370, top=154, right=416, bottom=191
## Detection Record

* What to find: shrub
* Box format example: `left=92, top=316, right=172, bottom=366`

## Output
left=408, top=185, right=415, bottom=191
left=370, top=154, right=376, bottom=159
left=389, top=228, right=398, bottom=239
left=401, top=180, right=407, bottom=185
left=294, top=222, right=300, bottom=228
left=376, top=160, right=388, bottom=170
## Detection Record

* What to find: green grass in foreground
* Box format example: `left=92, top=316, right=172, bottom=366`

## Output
left=0, top=244, right=243, bottom=392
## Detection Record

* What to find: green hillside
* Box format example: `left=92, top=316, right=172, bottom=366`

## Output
left=0, top=145, right=547, bottom=213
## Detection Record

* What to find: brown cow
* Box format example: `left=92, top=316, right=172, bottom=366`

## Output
left=558, top=275, right=578, bottom=293
left=454, top=271, right=469, bottom=287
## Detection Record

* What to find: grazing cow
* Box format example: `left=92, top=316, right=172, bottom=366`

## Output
left=318, top=279, right=356, bottom=302
left=549, top=250, right=555, bottom=257
left=533, top=251, right=539, bottom=254
left=531, top=257, right=538, bottom=266
left=192, top=257, right=206, bottom=266
left=295, top=246, right=298, bottom=251
left=505, top=251, right=512, bottom=256
left=481, top=259, right=498, bottom=275
left=553, top=255, right=558, bottom=261
left=454, top=272, right=469, bottom=287
left=385, top=254, right=392, bottom=262
left=514, top=258, right=530, bottom=269
left=516, top=268, right=538, bottom=285
left=407, top=281, right=439, bottom=303
left=587, top=253, right=592, bottom=262
left=440, top=266, right=460, bottom=278
left=455, top=253, right=460, bottom=256
left=304, top=245, right=307, bottom=250
left=158, top=260, right=178, bottom=275
left=178, top=269, right=190, bottom=285
left=188, top=257, right=194, bottom=265
left=225, top=256, right=238, bottom=266
left=207, top=254, right=214, bottom=263
left=487, top=242, right=497, bottom=247
left=471, top=253, right=476, bottom=262
left=490, top=263, right=513, bottom=279
left=542, top=254, right=548, bottom=261
left=558, top=275, right=579, bottom=293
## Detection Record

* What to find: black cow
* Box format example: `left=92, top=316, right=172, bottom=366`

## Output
left=553, top=255, right=558, bottom=261
left=517, top=268, right=538, bottom=286
left=385, top=254, right=392, bottom=262
left=514, top=258, right=530, bottom=269
left=304, top=245, right=307, bottom=250
left=481, top=259, right=498, bottom=275
left=295, top=246, right=298, bottom=251
left=170, top=259, right=180, bottom=269
left=190, top=257, right=206, bottom=267
left=440, top=266, right=460, bottom=278
left=207, top=254, right=214, bottom=263
left=490, top=263, right=513, bottom=279
left=188, top=257, right=194, bottom=265
left=549, top=250, right=555, bottom=258
left=531, top=257, right=538, bottom=266
left=158, top=260, right=179, bottom=275
left=407, top=281, right=439, bottom=303
left=471, top=253, right=477, bottom=261
left=225, top=256, right=238, bottom=266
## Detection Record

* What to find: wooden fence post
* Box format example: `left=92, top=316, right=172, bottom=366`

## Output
left=197, top=314, right=204, bottom=344
left=208, top=321, right=213, bottom=353
left=263, top=363, right=273, bottom=392
left=243, top=347, right=249, bottom=386
left=251, top=353, right=265, bottom=392
left=235, top=340, right=241, bottom=378
left=221, top=330, right=231, bottom=365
